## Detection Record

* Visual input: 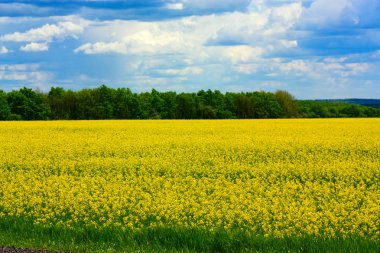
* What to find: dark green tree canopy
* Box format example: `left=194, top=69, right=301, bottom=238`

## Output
left=0, top=90, right=11, bottom=120
left=0, top=85, right=379, bottom=120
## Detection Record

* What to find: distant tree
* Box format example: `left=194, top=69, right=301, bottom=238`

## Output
left=224, top=93, right=237, bottom=119
left=275, top=90, right=298, bottom=118
left=176, top=93, right=196, bottom=119
left=198, top=103, right=217, bottom=119
left=2, top=85, right=378, bottom=121
left=137, top=92, right=152, bottom=119
left=150, top=89, right=165, bottom=119
left=62, top=90, right=78, bottom=119
left=311, top=104, right=330, bottom=118
left=114, top=88, right=138, bottom=119
left=48, top=87, right=68, bottom=119
left=363, top=107, right=380, bottom=117
left=7, top=88, right=50, bottom=120
left=250, top=91, right=282, bottom=118
left=236, top=93, right=253, bottom=118
left=0, top=90, right=11, bottom=120
left=76, top=89, right=96, bottom=119
left=328, top=107, right=339, bottom=118
left=6, top=90, right=28, bottom=120
left=34, top=89, right=51, bottom=120
left=93, top=85, right=114, bottom=119
left=160, top=91, right=177, bottom=119
left=341, top=105, right=363, bottom=117
left=297, top=100, right=380, bottom=118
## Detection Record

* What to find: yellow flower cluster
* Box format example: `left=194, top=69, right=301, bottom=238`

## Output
left=0, top=119, right=379, bottom=239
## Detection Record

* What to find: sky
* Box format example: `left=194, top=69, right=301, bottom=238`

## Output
left=0, top=0, right=380, bottom=99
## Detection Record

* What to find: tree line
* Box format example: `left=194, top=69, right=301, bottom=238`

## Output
left=0, top=85, right=379, bottom=120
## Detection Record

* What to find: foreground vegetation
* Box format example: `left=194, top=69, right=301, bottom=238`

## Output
left=1, top=86, right=380, bottom=121
left=0, top=119, right=379, bottom=252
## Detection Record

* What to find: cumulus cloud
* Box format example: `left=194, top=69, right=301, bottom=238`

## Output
left=204, top=2, right=302, bottom=56
left=277, top=58, right=371, bottom=78
left=166, top=3, right=184, bottom=10
left=74, top=2, right=302, bottom=59
left=75, top=29, right=187, bottom=55
left=20, top=42, right=49, bottom=52
left=299, top=0, right=380, bottom=29
left=158, top=66, right=203, bottom=76
left=75, top=41, right=125, bottom=54
left=0, top=46, right=9, bottom=54
left=72, top=2, right=349, bottom=89
left=222, top=46, right=263, bottom=63
left=0, top=21, right=84, bottom=42
left=232, top=64, right=259, bottom=74
left=0, top=64, right=51, bottom=82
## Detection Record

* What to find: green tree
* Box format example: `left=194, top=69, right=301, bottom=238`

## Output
left=224, top=92, right=237, bottom=119
left=176, top=93, right=196, bottom=119
left=236, top=93, right=253, bottom=118
left=93, top=85, right=114, bottom=119
left=311, top=104, right=330, bottom=118
left=160, top=91, right=177, bottom=119
left=341, top=105, right=363, bottom=117
left=275, top=90, right=298, bottom=118
left=62, top=90, right=78, bottom=119
left=250, top=92, right=282, bottom=118
left=137, top=92, right=152, bottom=119
left=114, top=88, right=138, bottom=119
left=7, top=88, right=50, bottom=120
left=6, top=90, right=28, bottom=120
left=76, top=89, right=96, bottom=119
left=0, top=90, right=11, bottom=120
left=150, top=89, right=165, bottom=119
left=21, top=87, right=51, bottom=120
left=48, top=87, right=68, bottom=119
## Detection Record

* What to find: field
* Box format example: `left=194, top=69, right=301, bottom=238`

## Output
left=0, top=119, right=379, bottom=252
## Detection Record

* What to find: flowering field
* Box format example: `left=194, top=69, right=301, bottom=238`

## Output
left=0, top=119, right=379, bottom=252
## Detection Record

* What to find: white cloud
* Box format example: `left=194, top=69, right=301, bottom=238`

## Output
left=279, top=40, right=298, bottom=48
left=158, top=67, right=203, bottom=75
left=75, top=29, right=187, bottom=55
left=222, top=45, right=263, bottom=63
left=20, top=42, right=49, bottom=52
left=0, top=46, right=9, bottom=54
left=0, top=64, right=51, bottom=82
left=260, top=81, right=287, bottom=88
left=279, top=60, right=312, bottom=74
left=70, top=2, right=308, bottom=86
left=0, top=21, right=84, bottom=42
left=345, top=63, right=370, bottom=76
left=74, top=41, right=125, bottom=54
left=204, top=3, right=302, bottom=55
left=232, top=64, right=258, bottom=74
left=300, top=0, right=350, bottom=27
left=271, top=2, right=303, bottom=25
left=73, top=0, right=305, bottom=64
left=166, top=3, right=184, bottom=10
left=277, top=58, right=371, bottom=78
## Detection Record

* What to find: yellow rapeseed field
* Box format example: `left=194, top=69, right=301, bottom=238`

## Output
left=0, top=119, right=379, bottom=240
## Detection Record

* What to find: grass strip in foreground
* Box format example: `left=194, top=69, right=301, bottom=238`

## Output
left=0, top=218, right=378, bottom=253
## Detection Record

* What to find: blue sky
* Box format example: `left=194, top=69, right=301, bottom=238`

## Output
left=0, top=0, right=380, bottom=99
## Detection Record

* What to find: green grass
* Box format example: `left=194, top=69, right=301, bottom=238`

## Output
left=0, top=218, right=378, bottom=252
